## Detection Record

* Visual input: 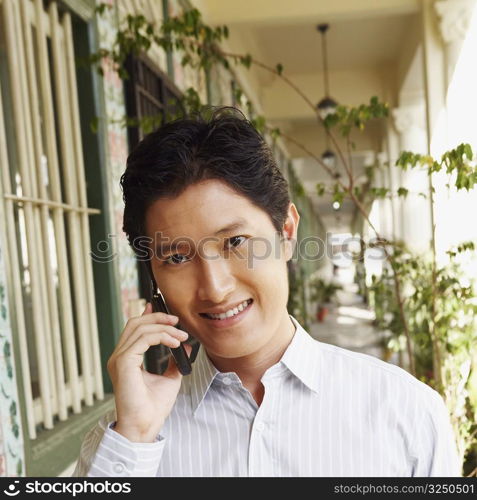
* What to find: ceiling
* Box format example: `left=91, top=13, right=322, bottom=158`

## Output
left=243, top=14, right=416, bottom=78
left=197, top=0, right=419, bottom=26
left=196, top=0, right=422, bottom=234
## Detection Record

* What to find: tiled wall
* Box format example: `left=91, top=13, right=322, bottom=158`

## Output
left=0, top=219, right=25, bottom=476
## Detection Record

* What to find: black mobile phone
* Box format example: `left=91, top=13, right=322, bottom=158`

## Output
left=144, top=283, right=192, bottom=376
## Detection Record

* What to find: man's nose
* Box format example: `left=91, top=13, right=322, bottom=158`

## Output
left=196, top=257, right=235, bottom=303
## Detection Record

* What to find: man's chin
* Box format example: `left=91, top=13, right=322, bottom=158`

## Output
left=202, top=340, right=261, bottom=361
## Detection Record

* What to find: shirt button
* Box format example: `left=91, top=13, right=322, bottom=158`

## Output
left=255, top=421, right=265, bottom=432
left=113, top=462, right=126, bottom=474
left=222, top=377, right=232, bottom=386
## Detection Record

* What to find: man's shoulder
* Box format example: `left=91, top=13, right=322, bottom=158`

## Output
left=312, top=337, right=439, bottom=401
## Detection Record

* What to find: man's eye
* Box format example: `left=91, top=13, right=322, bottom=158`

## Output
left=226, top=236, right=247, bottom=248
left=163, top=237, right=246, bottom=265
left=164, top=254, right=189, bottom=265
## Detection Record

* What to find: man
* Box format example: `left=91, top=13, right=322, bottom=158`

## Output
left=73, top=108, right=460, bottom=477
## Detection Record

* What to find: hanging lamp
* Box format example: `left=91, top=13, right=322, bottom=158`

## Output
left=316, top=23, right=338, bottom=119
left=316, top=23, right=338, bottom=173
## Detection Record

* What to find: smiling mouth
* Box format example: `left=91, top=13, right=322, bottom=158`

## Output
left=199, top=299, right=253, bottom=320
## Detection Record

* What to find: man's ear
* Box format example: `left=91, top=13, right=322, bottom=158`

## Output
left=282, top=202, right=300, bottom=262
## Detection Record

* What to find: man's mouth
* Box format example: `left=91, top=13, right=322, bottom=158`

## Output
left=199, top=299, right=253, bottom=321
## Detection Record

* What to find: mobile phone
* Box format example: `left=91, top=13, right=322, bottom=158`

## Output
left=144, top=283, right=192, bottom=376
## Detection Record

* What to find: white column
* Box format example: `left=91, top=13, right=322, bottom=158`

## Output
left=433, top=0, right=477, bottom=261
left=392, top=105, right=427, bottom=154
left=392, top=105, right=432, bottom=253
left=385, top=124, right=401, bottom=242
left=435, top=0, right=477, bottom=147
left=374, top=151, right=394, bottom=242
left=435, top=0, right=476, bottom=86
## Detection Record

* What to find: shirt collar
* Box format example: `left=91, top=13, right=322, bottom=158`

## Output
left=189, top=344, right=220, bottom=414
left=189, top=315, right=320, bottom=414
left=278, top=315, right=320, bottom=394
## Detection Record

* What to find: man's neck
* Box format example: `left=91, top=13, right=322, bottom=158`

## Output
left=206, top=312, right=297, bottom=404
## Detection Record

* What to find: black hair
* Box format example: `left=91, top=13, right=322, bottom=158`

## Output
left=120, top=107, right=291, bottom=256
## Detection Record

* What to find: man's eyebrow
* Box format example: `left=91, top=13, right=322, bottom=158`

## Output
left=156, top=218, right=249, bottom=255
left=212, top=218, right=248, bottom=236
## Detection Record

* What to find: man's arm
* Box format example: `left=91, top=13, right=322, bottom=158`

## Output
left=72, top=409, right=166, bottom=477
left=72, top=303, right=192, bottom=477
left=413, top=389, right=461, bottom=477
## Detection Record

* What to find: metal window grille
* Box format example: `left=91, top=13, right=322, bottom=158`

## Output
left=0, top=0, right=103, bottom=440
left=124, top=53, right=183, bottom=146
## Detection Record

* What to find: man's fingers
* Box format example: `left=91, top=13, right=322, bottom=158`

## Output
left=116, top=311, right=179, bottom=350
left=118, top=324, right=188, bottom=355
left=119, top=332, right=183, bottom=362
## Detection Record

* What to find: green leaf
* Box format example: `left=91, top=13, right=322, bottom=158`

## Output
left=181, top=54, right=191, bottom=66
left=270, top=127, right=281, bottom=139
left=332, top=184, right=345, bottom=204
left=316, top=183, right=326, bottom=196
left=295, top=183, right=306, bottom=198
left=464, top=143, right=473, bottom=160
left=323, top=112, right=339, bottom=130
left=251, top=115, right=266, bottom=132
left=370, top=187, right=389, bottom=199
left=240, top=54, right=252, bottom=68
left=397, top=187, right=409, bottom=198
left=95, top=2, right=112, bottom=16
left=323, top=97, right=389, bottom=137
left=233, top=86, right=243, bottom=103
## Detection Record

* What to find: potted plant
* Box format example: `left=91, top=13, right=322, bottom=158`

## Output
left=309, top=277, right=342, bottom=322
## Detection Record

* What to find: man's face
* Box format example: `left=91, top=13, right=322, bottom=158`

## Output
left=145, top=179, right=299, bottom=359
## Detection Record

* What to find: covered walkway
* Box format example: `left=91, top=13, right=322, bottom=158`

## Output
left=308, top=276, right=396, bottom=364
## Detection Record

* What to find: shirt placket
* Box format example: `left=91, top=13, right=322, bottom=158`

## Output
left=215, top=373, right=256, bottom=476
left=247, top=377, right=276, bottom=477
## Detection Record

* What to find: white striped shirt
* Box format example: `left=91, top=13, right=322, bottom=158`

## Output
left=73, top=316, right=461, bottom=477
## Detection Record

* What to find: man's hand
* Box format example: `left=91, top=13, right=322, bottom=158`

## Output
left=107, top=302, right=192, bottom=443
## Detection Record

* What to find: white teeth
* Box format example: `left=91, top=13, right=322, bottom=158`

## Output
left=205, top=300, right=250, bottom=320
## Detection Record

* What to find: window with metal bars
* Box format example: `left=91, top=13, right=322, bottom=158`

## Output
left=0, top=0, right=104, bottom=442
left=124, top=53, right=184, bottom=146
